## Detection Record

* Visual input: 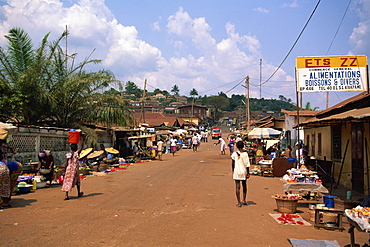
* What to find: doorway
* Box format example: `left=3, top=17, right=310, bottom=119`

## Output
left=351, top=123, right=364, bottom=194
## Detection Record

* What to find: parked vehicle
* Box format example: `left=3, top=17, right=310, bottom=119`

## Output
left=211, top=127, right=222, bottom=139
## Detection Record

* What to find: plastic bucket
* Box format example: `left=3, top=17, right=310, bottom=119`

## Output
left=68, top=131, right=81, bottom=144
left=323, top=196, right=337, bottom=208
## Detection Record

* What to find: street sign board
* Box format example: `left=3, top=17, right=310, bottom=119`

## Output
left=296, top=55, right=368, bottom=92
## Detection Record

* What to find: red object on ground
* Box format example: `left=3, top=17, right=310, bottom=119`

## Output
left=58, top=175, right=64, bottom=185
left=68, top=131, right=81, bottom=144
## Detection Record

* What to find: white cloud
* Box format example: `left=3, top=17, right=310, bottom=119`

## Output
left=151, top=21, right=160, bottom=31
left=253, top=7, right=269, bottom=13
left=282, top=1, right=298, bottom=8
left=349, top=0, right=370, bottom=55
left=0, top=1, right=292, bottom=98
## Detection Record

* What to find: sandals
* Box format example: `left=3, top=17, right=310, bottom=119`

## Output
left=242, top=201, right=248, bottom=206
left=64, top=197, right=70, bottom=200
left=78, top=192, right=84, bottom=197
left=236, top=203, right=242, bottom=207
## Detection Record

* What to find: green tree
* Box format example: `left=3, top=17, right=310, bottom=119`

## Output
left=206, top=95, right=229, bottom=123
left=0, top=28, right=133, bottom=145
left=171, top=84, right=180, bottom=96
left=104, top=88, right=120, bottom=95
left=190, top=88, right=198, bottom=97
left=125, top=81, right=142, bottom=98
left=0, top=27, right=53, bottom=123
left=303, top=102, right=319, bottom=111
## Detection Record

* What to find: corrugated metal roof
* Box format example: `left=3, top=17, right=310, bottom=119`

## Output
left=281, top=109, right=321, bottom=116
left=317, top=91, right=369, bottom=117
left=300, top=106, right=370, bottom=126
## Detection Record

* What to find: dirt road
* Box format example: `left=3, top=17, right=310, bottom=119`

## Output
left=0, top=138, right=368, bottom=246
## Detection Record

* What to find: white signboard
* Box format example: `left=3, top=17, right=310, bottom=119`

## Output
left=296, top=55, right=368, bottom=92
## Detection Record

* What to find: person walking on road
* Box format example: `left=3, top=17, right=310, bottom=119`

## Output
left=192, top=133, right=199, bottom=152
left=170, top=137, right=177, bottom=156
left=157, top=139, right=164, bottom=161
left=215, top=137, right=227, bottom=155
left=62, top=143, right=84, bottom=200
left=231, top=141, right=250, bottom=207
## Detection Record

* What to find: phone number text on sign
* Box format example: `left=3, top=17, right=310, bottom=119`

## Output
left=296, top=56, right=368, bottom=93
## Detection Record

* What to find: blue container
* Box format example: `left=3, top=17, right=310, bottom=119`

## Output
left=323, top=195, right=337, bottom=208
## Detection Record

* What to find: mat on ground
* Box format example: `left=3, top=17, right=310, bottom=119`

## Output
left=288, top=238, right=340, bottom=247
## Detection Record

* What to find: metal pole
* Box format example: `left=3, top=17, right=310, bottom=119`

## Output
left=246, top=76, right=250, bottom=131
left=295, top=68, right=301, bottom=168
left=260, top=59, right=262, bottom=99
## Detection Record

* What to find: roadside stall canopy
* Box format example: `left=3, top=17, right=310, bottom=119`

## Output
left=128, top=134, right=156, bottom=140
left=265, top=140, right=280, bottom=149
left=0, top=122, right=17, bottom=134
left=0, top=122, right=18, bottom=140
left=248, top=127, right=281, bottom=139
left=170, top=129, right=188, bottom=136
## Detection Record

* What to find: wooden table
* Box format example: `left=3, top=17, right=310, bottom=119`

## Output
left=282, top=181, right=329, bottom=194
left=314, top=208, right=345, bottom=231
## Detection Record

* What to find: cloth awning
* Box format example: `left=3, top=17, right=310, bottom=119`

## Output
left=128, top=134, right=155, bottom=140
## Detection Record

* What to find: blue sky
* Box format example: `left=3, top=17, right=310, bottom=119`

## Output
left=0, top=0, right=369, bottom=110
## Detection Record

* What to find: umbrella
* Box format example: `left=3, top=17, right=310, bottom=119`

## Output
left=105, top=147, right=119, bottom=154
left=86, top=150, right=105, bottom=159
left=0, top=122, right=17, bottom=134
left=171, top=129, right=188, bottom=136
left=248, top=128, right=281, bottom=139
left=0, top=129, right=8, bottom=140
left=156, top=130, right=171, bottom=135
left=79, top=148, right=93, bottom=159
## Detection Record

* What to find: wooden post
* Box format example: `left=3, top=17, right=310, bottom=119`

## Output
left=337, top=139, right=350, bottom=185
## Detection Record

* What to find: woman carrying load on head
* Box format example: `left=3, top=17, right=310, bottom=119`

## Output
left=62, top=143, right=84, bottom=200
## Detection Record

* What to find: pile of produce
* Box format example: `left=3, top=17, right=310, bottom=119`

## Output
left=273, top=194, right=303, bottom=200
left=347, top=206, right=370, bottom=218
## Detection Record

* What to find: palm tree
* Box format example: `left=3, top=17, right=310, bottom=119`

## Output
left=0, top=28, right=133, bottom=145
left=189, top=88, right=198, bottom=123
left=171, top=85, right=180, bottom=96
left=0, top=27, right=49, bottom=123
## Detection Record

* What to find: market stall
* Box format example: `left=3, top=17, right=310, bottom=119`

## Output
left=281, top=166, right=328, bottom=201
left=345, top=206, right=370, bottom=246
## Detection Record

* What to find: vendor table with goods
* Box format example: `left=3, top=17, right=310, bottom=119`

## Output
left=258, top=160, right=273, bottom=177
left=281, top=167, right=328, bottom=201
left=345, top=207, right=370, bottom=247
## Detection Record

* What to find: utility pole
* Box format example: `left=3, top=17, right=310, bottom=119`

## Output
left=140, top=79, right=147, bottom=124
left=242, top=76, right=251, bottom=131
left=260, top=59, right=262, bottom=99
left=65, top=25, right=68, bottom=68
left=246, top=76, right=250, bottom=131
left=326, top=92, right=329, bottom=109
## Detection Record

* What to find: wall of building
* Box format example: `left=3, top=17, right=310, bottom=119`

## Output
left=8, top=127, right=113, bottom=167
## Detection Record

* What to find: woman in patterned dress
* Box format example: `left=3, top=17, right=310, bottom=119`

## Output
left=61, top=144, right=83, bottom=200
left=0, top=161, right=11, bottom=208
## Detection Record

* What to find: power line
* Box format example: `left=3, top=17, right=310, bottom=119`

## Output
left=198, top=78, right=245, bottom=94
left=260, top=0, right=322, bottom=86
left=326, top=0, right=352, bottom=55
left=325, top=0, right=352, bottom=108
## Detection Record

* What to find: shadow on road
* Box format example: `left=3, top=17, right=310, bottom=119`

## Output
left=9, top=198, right=37, bottom=208
left=81, top=192, right=103, bottom=198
